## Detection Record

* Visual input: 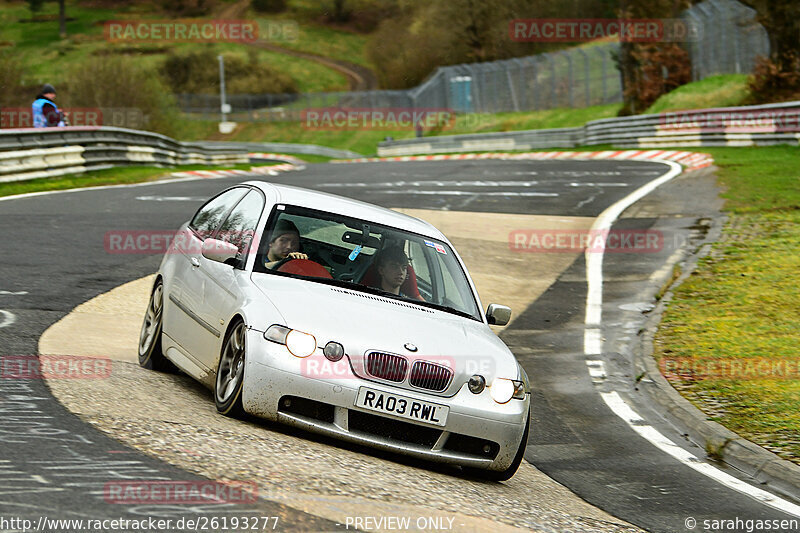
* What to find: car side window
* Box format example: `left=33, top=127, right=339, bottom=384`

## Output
left=216, top=190, right=265, bottom=263
left=190, top=188, right=248, bottom=239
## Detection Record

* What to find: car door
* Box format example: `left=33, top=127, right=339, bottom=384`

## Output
left=166, top=187, right=248, bottom=365
left=193, top=189, right=266, bottom=368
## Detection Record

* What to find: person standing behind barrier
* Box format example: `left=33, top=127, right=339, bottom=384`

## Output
left=32, top=84, right=68, bottom=127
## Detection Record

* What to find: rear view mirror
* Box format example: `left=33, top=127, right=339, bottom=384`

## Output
left=201, top=238, right=239, bottom=264
left=342, top=231, right=381, bottom=249
left=486, top=304, right=512, bottom=326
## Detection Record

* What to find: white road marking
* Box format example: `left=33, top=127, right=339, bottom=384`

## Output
left=585, top=360, right=607, bottom=382
left=135, top=196, right=207, bottom=202
left=316, top=180, right=541, bottom=188
left=381, top=191, right=559, bottom=197
left=567, top=182, right=629, bottom=187
left=0, top=290, right=27, bottom=295
left=0, top=310, right=16, bottom=329
left=584, top=160, right=800, bottom=518
left=602, top=391, right=800, bottom=517
left=584, top=161, right=682, bottom=329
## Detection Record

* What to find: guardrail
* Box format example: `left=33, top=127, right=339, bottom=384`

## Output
left=378, top=101, right=800, bottom=157
left=0, top=126, right=250, bottom=184
left=195, top=141, right=363, bottom=160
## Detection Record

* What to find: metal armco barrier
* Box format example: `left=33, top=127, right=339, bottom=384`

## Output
left=378, top=101, right=800, bottom=157
left=194, top=141, right=363, bottom=159
left=0, top=126, right=249, bottom=184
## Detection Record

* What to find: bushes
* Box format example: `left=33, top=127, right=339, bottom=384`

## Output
left=66, top=55, right=180, bottom=137
left=161, top=48, right=297, bottom=95
left=0, top=52, right=24, bottom=107
left=748, top=53, right=800, bottom=103
left=619, top=43, right=692, bottom=115
left=252, top=0, right=287, bottom=14
left=160, top=0, right=217, bottom=17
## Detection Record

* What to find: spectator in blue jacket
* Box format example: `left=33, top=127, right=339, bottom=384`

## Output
left=32, top=84, right=67, bottom=127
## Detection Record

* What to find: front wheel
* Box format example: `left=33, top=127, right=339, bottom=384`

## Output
left=138, top=280, right=172, bottom=371
left=464, top=406, right=530, bottom=482
left=215, top=320, right=247, bottom=417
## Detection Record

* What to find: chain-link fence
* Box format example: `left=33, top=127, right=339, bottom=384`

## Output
left=177, top=42, right=623, bottom=121
left=178, top=0, right=769, bottom=121
left=682, top=0, right=769, bottom=81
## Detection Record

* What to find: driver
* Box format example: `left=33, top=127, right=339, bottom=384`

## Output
left=264, top=219, right=308, bottom=269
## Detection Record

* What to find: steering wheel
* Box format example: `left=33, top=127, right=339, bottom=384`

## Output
left=270, top=256, right=293, bottom=271
left=274, top=258, right=333, bottom=279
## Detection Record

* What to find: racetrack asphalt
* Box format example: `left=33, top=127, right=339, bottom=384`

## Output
left=1, top=159, right=797, bottom=532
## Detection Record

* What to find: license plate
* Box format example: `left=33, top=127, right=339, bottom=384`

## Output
left=355, top=387, right=449, bottom=427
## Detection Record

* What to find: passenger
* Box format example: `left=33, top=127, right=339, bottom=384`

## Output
left=373, top=246, right=411, bottom=296
left=264, top=219, right=308, bottom=269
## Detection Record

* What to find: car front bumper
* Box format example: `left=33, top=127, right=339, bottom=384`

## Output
left=242, top=330, right=529, bottom=472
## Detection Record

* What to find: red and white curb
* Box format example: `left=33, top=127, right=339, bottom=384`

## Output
left=170, top=162, right=301, bottom=180
left=332, top=150, right=714, bottom=172
left=248, top=153, right=307, bottom=165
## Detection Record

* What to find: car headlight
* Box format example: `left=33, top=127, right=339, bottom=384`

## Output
left=490, top=378, right=526, bottom=404
left=264, top=324, right=317, bottom=358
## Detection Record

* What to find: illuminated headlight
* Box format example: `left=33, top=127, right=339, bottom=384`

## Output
left=468, top=374, right=486, bottom=394
left=490, top=378, right=526, bottom=404
left=286, top=330, right=317, bottom=358
left=264, top=324, right=317, bottom=358
left=323, top=341, right=345, bottom=362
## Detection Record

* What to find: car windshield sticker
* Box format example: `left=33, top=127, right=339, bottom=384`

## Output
left=348, top=244, right=363, bottom=261
left=424, top=240, right=447, bottom=254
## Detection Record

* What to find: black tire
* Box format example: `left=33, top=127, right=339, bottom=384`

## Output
left=138, top=280, right=172, bottom=371
left=215, top=320, right=247, bottom=417
left=464, top=406, right=530, bottom=482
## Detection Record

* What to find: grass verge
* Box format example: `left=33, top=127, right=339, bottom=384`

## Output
left=646, top=74, right=751, bottom=114
left=652, top=146, right=800, bottom=464
left=182, top=104, right=622, bottom=155
left=0, top=162, right=285, bottom=198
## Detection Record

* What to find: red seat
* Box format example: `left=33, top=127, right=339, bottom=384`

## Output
left=360, top=263, right=423, bottom=300
left=277, top=259, right=333, bottom=279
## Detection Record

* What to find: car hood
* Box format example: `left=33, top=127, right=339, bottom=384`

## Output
left=250, top=273, right=520, bottom=393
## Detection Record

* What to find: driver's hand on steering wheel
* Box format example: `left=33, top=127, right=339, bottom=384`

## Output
left=286, top=252, right=308, bottom=260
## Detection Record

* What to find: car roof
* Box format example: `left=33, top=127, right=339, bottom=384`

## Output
left=243, top=181, right=446, bottom=240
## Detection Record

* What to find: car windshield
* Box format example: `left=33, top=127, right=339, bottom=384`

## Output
left=254, top=204, right=482, bottom=321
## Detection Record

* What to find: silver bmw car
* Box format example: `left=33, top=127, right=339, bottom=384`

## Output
left=138, top=181, right=531, bottom=480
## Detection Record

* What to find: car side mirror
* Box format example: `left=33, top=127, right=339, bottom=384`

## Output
left=201, top=238, right=239, bottom=265
left=486, top=304, right=511, bottom=326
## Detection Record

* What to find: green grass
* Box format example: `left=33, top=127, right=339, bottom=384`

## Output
left=646, top=74, right=751, bottom=114
left=0, top=162, right=286, bottom=198
left=251, top=1, right=372, bottom=67
left=0, top=0, right=352, bottom=93
left=653, top=146, right=800, bottom=464
left=180, top=104, right=623, bottom=155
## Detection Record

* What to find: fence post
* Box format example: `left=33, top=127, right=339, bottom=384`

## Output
left=577, top=48, right=590, bottom=107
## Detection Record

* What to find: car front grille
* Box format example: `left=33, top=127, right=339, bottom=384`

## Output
left=409, top=361, right=452, bottom=392
left=348, top=409, right=441, bottom=447
left=366, top=352, right=408, bottom=382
